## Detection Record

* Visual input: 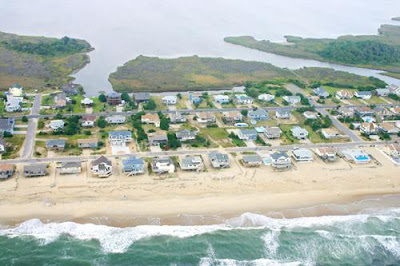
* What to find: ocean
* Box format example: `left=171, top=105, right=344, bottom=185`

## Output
left=1, top=209, right=400, bottom=265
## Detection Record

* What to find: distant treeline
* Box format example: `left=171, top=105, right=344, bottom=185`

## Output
left=1, top=36, right=90, bottom=57
left=318, top=40, right=400, bottom=65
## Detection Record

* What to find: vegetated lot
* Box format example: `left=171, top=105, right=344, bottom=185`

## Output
left=0, top=31, right=92, bottom=90
left=200, top=127, right=234, bottom=148
left=1, top=134, right=25, bottom=159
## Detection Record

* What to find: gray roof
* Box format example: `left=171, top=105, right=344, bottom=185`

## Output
left=107, top=92, right=121, bottom=98
left=149, top=134, right=168, bottom=141
left=0, top=138, right=5, bottom=146
left=292, top=148, right=313, bottom=158
left=265, top=127, right=281, bottom=134
left=123, top=156, right=144, bottom=166
left=313, top=87, right=329, bottom=96
left=176, top=130, right=197, bottom=138
left=240, top=129, right=258, bottom=135
left=24, top=164, right=47, bottom=172
left=134, top=92, right=150, bottom=101
left=0, top=118, right=15, bottom=131
left=242, top=154, right=262, bottom=163
left=92, top=156, right=111, bottom=166
left=271, top=151, right=289, bottom=160
left=356, top=91, right=372, bottom=96
left=249, top=109, right=269, bottom=117
left=208, top=151, right=229, bottom=162
left=152, top=157, right=173, bottom=165
left=109, top=131, right=132, bottom=137
left=60, top=161, right=81, bottom=168
left=46, top=139, right=66, bottom=147
left=276, top=109, right=291, bottom=116
left=181, top=156, right=202, bottom=165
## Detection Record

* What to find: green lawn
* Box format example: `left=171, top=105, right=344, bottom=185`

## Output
left=1, top=135, right=25, bottom=159
left=279, top=124, right=299, bottom=145
left=365, top=96, right=387, bottom=104
left=151, top=96, right=167, bottom=111
left=176, top=96, right=188, bottom=109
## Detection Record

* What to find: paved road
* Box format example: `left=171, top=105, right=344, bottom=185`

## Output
left=4, top=139, right=396, bottom=165
left=20, top=94, right=41, bottom=159
left=319, top=108, right=362, bottom=142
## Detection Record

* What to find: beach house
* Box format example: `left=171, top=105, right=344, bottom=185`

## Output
left=234, top=94, right=253, bottom=105
left=315, top=147, right=337, bottom=162
left=321, top=128, right=344, bottom=139
left=283, top=96, right=301, bottom=105
left=106, top=115, right=126, bottom=124
left=81, top=97, right=94, bottom=107
left=91, top=156, right=113, bottom=177
left=387, top=143, right=400, bottom=159
left=168, top=111, right=187, bottom=123
left=208, top=151, right=230, bottom=168
left=355, top=106, right=374, bottom=117
left=313, top=87, right=330, bottom=98
left=275, top=109, right=291, bottom=119
left=45, top=139, right=66, bottom=151
left=176, top=130, right=197, bottom=142
left=189, top=92, right=203, bottom=104
left=54, top=92, right=68, bottom=109
left=242, top=154, right=262, bottom=167
left=24, top=164, right=47, bottom=177
left=9, top=83, right=23, bottom=97
left=148, top=134, right=168, bottom=146
left=151, top=157, right=175, bottom=174
left=162, top=95, right=177, bottom=105
left=81, top=115, right=96, bottom=127
left=379, top=122, right=400, bottom=135
left=109, top=131, right=132, bottom=146
left=0, top=118, right=15, bottom=135
left=222, top=111, right=243, bottom=123
left=292, top=148, right=313, bottom=162
left=213, top=94, right=230, bottom=104
left=78, top=138, right=98, bottom=149
left=375, top=88, right=390, bottom=97
left=62, top=84, right=79, bottom=96
left=0, top=164, right=14, bottom=179
left=48, top=120, right=65, bottom=131
left=264, top=127, right=282, bottom=139
left=248, top=109, right=269, bottom=121
left=196, top=112, right=216, bottom=124
left=122, top=156, right=145, bottom=175
left=106, top=92, right=122, bottom=105
left=238, top=129, right=258, bottom=140
left=179, top=156, right=204, bottom=171
left=303, top=111, right=319, bottom=120
left=257, top=94, right=275, bottom=102
left=5, top=95, right=22, bottom=112
left=360, top=122, right=378, bottom=135
left=336, top=90, right=353, bottom=99
left=134, top=92, right=150, bottom=104
left=270, top=151, right=292, bottom=170
left=59, top=161, right=82, bottom=175
left=340, top=149, right=371, bottom=164
left=354, top=91, right=372, bottom=100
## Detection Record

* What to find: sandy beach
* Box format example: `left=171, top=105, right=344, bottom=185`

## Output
left=0, top=147, right=399, bottom=227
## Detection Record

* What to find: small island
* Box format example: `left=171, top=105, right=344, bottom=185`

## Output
left=0, top=31, right=93, bottom=90
left=109, top=55, right=385, bottom=92
left=393, top=17, right=400, bottom=21
left=224, top=22, right=400, bottom=79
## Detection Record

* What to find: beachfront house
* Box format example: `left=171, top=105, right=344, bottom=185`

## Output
left=24, top=164, right=47, bottom=177
left=148, top=134, right=168, bottom=146
left=91, top=156, right=113, bottom=177
left=291, top=126, right=308, bottom=139
left=354, top=91, right=372, bottom=100
left=313, top=87, right=330, bottom=98
left=0, top=164, right=14, bottom=179
left=9, top=83, right=24, bottom=97
left=168, top=111, right=187, bottom=123
left=0, top=138, right=6, bottom=154
left=292, top=148, right=313, bottom=162
left=196, top=112, right=216, bottom=124
left=48, top=120, right=65, bottom=131
left=78, top=138, right=99, bottom=149
left=242, top=154, right=262, bottom=167
left=162, top=95, right=177, bottom=105
left=59, top=161, right=82, bottom=175
left=315, top=147, right=337, bottom=162
left=106, top=115, right=126, bottom=124
left=134, top=92, right=150, bottom=104
left=222, top=111, right=243, bottom=123
left=248, top=109, right=269, bottom=121
left=257, top=93, right=275, bottom=102
left=179, top=156, right=204, bottom=171
left=151, top=157, right=175, bottom=174
left=176, top=130, right=197, bottom=142
left=81, top=115, right=96, bottom=127
left=234, top=94, right=253, bottom=105
left=208, top=151, right=230, bottom=169
left=5, top=95, right=22, bottom=112
left=275, top=109, right=291, bottom=119
left=109, top=131, right=132, bottom=146
left=321, top=128, right=344, bottom=139
left=122, top=156, right=145, bottom=176
left=213, top=94, right=230, bottom=104
left=0, top=118, right=15, bottom=135
left=106, top=92, right=122, bottom=105
left=340, top=149, right=371, bottom=164
left=238, top=129, right=258, bottom=141
left=45, top=139, right=66, bottom=151
left=141, top=113, right=160, bottom=127
left=270, top=151, right=291, bottom=170
left=264, top=127, right=282, bottom=139
left=283, top=96, right=301, bottom=105
left=336, top=90, right=353, bottom=99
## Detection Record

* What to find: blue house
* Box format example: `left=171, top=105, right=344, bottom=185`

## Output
left=122, top=156, right=145, bottom=175
left=189, top=92, right=203, bottom=104
left=238, top=129, right=258, bottom=140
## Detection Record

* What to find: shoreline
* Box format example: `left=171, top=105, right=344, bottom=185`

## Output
left=1, top=190, right=399, bottom=228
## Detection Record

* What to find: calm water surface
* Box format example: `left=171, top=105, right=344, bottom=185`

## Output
left=0, top=0, right=399, bottom=95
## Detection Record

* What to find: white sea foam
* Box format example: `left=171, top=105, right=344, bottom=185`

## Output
left=262, top=230, right=280, bottom=256
left=199, top=257, right=301, bottom=266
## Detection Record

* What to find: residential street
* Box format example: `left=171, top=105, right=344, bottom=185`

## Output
left=20, top=93, right=41, bottom=159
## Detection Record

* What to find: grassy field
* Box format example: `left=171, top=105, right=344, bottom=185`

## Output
left=1, top=135, right=25, bottom=159
left=0, top=31, right=92, bottom=91
left=224, top=22, right=400, bottom=78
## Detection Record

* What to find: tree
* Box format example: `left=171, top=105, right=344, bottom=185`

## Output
left=3, top=131, right=12, bottom=138
left=167, top=132, right=181, bottom=149
left=144, top=99, right=156, bottom=110
left=98, top=94, right=107, bottom=103
left=241, top=110, right=248, bottom=117
left=121, top=92, right=132, bottom=103
left=159, top=112, right=170, bottom=131
left=97, top=116, right=107, bottom=128
left=177, top=93, right=182, bottom=99
left=21, top=116, right=28, bottom=122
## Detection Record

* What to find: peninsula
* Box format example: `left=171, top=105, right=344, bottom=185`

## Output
left=0, top=31, right=93, bottom=90
left=224, top=22, right=400, bottom=79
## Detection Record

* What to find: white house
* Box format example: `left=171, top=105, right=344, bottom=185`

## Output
left=5, top=95, right=23, bottom=112
left=234, top=94, right=253, bottom=105
left=106, top=115, right=126, bottom=124
left=179, top=156, right=204, bottom=171
left=151, top=157, right=175, bottom=174
left=141, top=113, right=160, bottom=127
left=292, top=148, right=313, bottom=162
left=283, top=96, right=301, bottom=105
left=108, top=131, right=132, bottom=146
left=81, top=97, right=94, bottom=106
left=48, top=120, right=65, bottom=131
left=162, top=95, right=177, bottom=105
left=321, top=128, right=343, bottom=139
left=303, top=111, right=319, bottom=120
left=9, top=83, right=23, bottom=97
left=354, top=91, right=372, bottom=100
left=291, top=126, right=308, bottom=139
left=81, top=115, right=96, bottom=127
left=336, top=90, right=353, bottom=99
left=360, top=122, right=378, bottom=135
left=315, top=147, right=337, bottom=162
left=270, top=151, right=291, bottom=170
left=275, top=109, right=291, bottom=119
left=375, top=88, right=390, bottom=97
left=90, top=156, right=113, bottom=177
left=258, top=94, right=275, bottom=102
left=213, top=94, right=230, bottom=104
left=0, top=138, right=6, bottom=154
